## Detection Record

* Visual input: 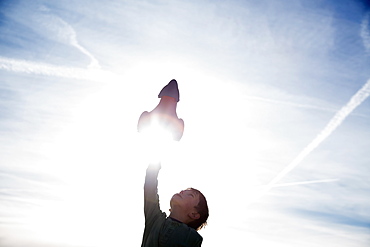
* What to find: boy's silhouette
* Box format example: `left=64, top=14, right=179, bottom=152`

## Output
left=141, top=163, right=209, bottom=247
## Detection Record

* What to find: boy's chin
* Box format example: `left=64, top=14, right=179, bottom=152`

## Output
left=171, top=193, right=182, bottom=200
left=170, top=197, right=181, bottom=206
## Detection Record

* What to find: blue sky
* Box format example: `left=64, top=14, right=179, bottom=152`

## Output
left=0, top=0, right=369, bottom=246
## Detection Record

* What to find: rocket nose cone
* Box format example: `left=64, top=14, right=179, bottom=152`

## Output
left=169, top=79, right=177, bottom=85
left=158, top=79, right=180, bottom=102
left=167, top=79, right=178, bottom=90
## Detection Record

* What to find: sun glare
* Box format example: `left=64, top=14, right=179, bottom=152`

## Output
left=27, top=58, right=263, bottom=247
left=138, top=120, right=176, bottom=164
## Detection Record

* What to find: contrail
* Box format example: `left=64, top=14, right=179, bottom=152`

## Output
left=246, top=95, right=338, bottom=113
left=0, top=56, right=119, bottom=82
left=34, top=9, right=101, bottom=69
left=245, top=95, right=368, bottom=118
left=56, top=16, right=101, bottom=69
left=271, top=178, right=339, bottom=188
left=263, top=80, right=370, bottom=193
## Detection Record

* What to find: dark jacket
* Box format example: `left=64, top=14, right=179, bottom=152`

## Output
left=141, top=164, right=203, bottom=247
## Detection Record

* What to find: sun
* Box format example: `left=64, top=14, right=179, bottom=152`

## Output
left=137, top=120, right=177, bottom=164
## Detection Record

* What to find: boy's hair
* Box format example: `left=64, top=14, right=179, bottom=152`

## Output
left=187, top=188, right=209, bottom=231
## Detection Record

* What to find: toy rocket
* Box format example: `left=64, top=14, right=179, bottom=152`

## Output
left=137, top=79, right=184, bottom=141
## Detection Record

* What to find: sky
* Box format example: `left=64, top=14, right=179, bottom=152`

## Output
left=0, top=0, right=369, bottom=246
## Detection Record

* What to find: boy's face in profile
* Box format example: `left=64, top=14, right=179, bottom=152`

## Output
left=170, top=189, right=200, bottom=213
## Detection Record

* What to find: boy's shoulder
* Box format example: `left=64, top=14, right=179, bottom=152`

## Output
left=158, top=217, right=203, bottom=246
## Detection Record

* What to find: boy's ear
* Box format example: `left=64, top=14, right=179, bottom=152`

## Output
left=189, top=212, right=200, bottom=220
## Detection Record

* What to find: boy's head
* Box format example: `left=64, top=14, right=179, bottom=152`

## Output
left=170, top=188, right=209, bottom=231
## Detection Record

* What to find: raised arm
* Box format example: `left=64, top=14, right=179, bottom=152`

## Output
left=143, top=163, right=165, bottom=222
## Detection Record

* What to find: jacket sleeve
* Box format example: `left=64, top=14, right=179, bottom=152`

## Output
left=143, top=163, right=165, bottom=224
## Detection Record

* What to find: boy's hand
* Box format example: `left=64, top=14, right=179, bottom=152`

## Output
left=148, top=162, right=161, bottom=171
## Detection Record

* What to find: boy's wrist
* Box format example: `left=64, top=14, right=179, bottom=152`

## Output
left=148, top=162, right=161, bottom=169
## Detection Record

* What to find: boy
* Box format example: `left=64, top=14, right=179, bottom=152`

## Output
left=141, top=163, right=209, bottom=247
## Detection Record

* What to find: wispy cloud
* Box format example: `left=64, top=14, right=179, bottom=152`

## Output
left=263, top=79, right=370, bottom=192
left=0, top=56, right=118, bottom=82
left=246, top=95, right=342, bottom=114
left=36, top=7, right=101, bottom=69
left=272, top=178, right=339, bottom=188
left=1, top=1, right=369, bottom=247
